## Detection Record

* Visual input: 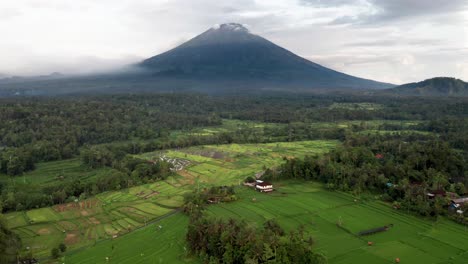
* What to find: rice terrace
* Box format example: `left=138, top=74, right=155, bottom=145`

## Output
left=2, top=134, right=468, bottom=263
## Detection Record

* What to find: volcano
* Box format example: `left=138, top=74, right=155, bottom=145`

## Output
left=0, top=23, right=393, bottom=96
left=138, top=23, right=392, bottom=90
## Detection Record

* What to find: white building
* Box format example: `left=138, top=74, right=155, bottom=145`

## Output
left=256, top=182, right=273, bottom=192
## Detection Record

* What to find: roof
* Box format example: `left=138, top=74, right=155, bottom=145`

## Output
left=452, top=197, right=468, bottom=204
left=431, top=190, right=446, bottom=195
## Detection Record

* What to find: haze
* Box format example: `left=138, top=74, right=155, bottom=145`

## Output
left=1, top=0, right=467, bottom=84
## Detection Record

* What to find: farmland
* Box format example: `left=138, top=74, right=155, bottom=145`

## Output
left=0, top=158, right=112, bottom=188
left=3, top=180, right=186, bottom=258
left=206, top=183, right=468, bottom=264
left=138, top=140, right=338, bottom=186
left=8, top=137, right=467, bottom=264
left=67, top=181, right=468, bottom=264
left=4, top=140, right=338, bottom=260
left=64, top=212, right=194, bottom=264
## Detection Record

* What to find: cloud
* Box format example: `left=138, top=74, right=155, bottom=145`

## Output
left=303, top=0, right=467, bottom=24
left=367, top=0, right=467, bottom=20
left=0, top=0, right=466, bottom=84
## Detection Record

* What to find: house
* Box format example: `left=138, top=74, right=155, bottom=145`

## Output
left=207, top=197, right=221, bottom=204
left=243, top=178, right=257, bottom=187
left=450, top=197, right=468, bottom=209
left=256, top=181, right=273, bottom=192
left=452, top=197, right=468, bottom=205
left=427, top=190, right=446, bottom=199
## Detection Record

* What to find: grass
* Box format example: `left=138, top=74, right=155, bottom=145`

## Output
left=140, top=140, right=338, bottom=186
left=205, top=183, right=468, bottom=264
left=0, top=158, right=112, bottom=188
left=5, top=140, right=337, bottom=260
left=5, top=180, right=187, bottom=258
left=10, top=137, right=464, bottom=263
left=64, top=212, right=195, bottom=264
left=26, top=208, right=62, bottom=223
left=65, top=181, right=468, bottom=264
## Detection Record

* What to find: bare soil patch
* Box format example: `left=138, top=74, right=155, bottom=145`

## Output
left=65, top=232, right=80, bottom=245
left=37, top=228, right=51, bottom=235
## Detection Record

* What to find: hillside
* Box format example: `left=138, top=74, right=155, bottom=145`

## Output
left=0, top=23, right=393, bottom=96
left=389, top=77, right=468, bottom=96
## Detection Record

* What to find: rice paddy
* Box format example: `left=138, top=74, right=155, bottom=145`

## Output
left=7, top=138, right=465, bottom=264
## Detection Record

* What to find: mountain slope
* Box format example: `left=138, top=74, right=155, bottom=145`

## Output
left=389, top=77, right=468, bottom=96
left=139, top=23, right=392, bottom=90
left=0, top=23, right=393, bottom=96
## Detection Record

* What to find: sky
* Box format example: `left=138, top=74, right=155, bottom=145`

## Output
left=0, top=0, right=467, bottom=84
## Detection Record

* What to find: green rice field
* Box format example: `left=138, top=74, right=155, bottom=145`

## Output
left=7, top=138, right=464, bottom=264
left=6, top=140, right=338, bottom=261
left=66, top=182, right=468, bottom=264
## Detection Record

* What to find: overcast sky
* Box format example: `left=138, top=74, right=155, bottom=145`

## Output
left=1, top=0, right=467, bottom=84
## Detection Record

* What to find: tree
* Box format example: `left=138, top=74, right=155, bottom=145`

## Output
left=7, top=156, right=24, bottom=176
left=59, top=242, right=67, bottom=253
left=51, top=247, right=60, bottom=259
left=0, top=216, right=22, bottom=264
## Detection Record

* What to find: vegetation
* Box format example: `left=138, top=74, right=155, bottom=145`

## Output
left=66, top=182, right=468, bottom=264
left=264, top=133, right=467, bottom=219
left=1, top=93, right=466, bottom=177
left=0, top=155, right=172, bottom=212
left=1, top=93, right=468, bottom=263
left=187, top=216, right=327, bottom=263
left=0, top=215, right=21, bottom=263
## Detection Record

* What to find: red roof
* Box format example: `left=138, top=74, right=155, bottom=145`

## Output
left=375, top=153, right=384, bottom=159
left=256, top=182, right=272, bottom=187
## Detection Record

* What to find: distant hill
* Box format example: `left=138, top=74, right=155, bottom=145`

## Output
left=389, top=77, right=468, bottom=96
left=0, top=23, right=393, bottom=96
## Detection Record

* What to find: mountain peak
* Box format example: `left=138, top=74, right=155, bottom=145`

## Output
left=212, top=23, right=249, bottom=33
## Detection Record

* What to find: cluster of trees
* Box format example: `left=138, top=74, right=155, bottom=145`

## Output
left=264, top=133, right=467, bottom=218
left=182, top=185, right=237, bottom=215
left=0, top=215, right=21, bottom=264
left=0, top=155, right=172, bottom=212
left=186, top=216, right=327, bottom=264
left=420, top=117, right=468, bottom=158
left=182, top=186, right=326, bottom=263
left=51, top=243, right=67, bottom=259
